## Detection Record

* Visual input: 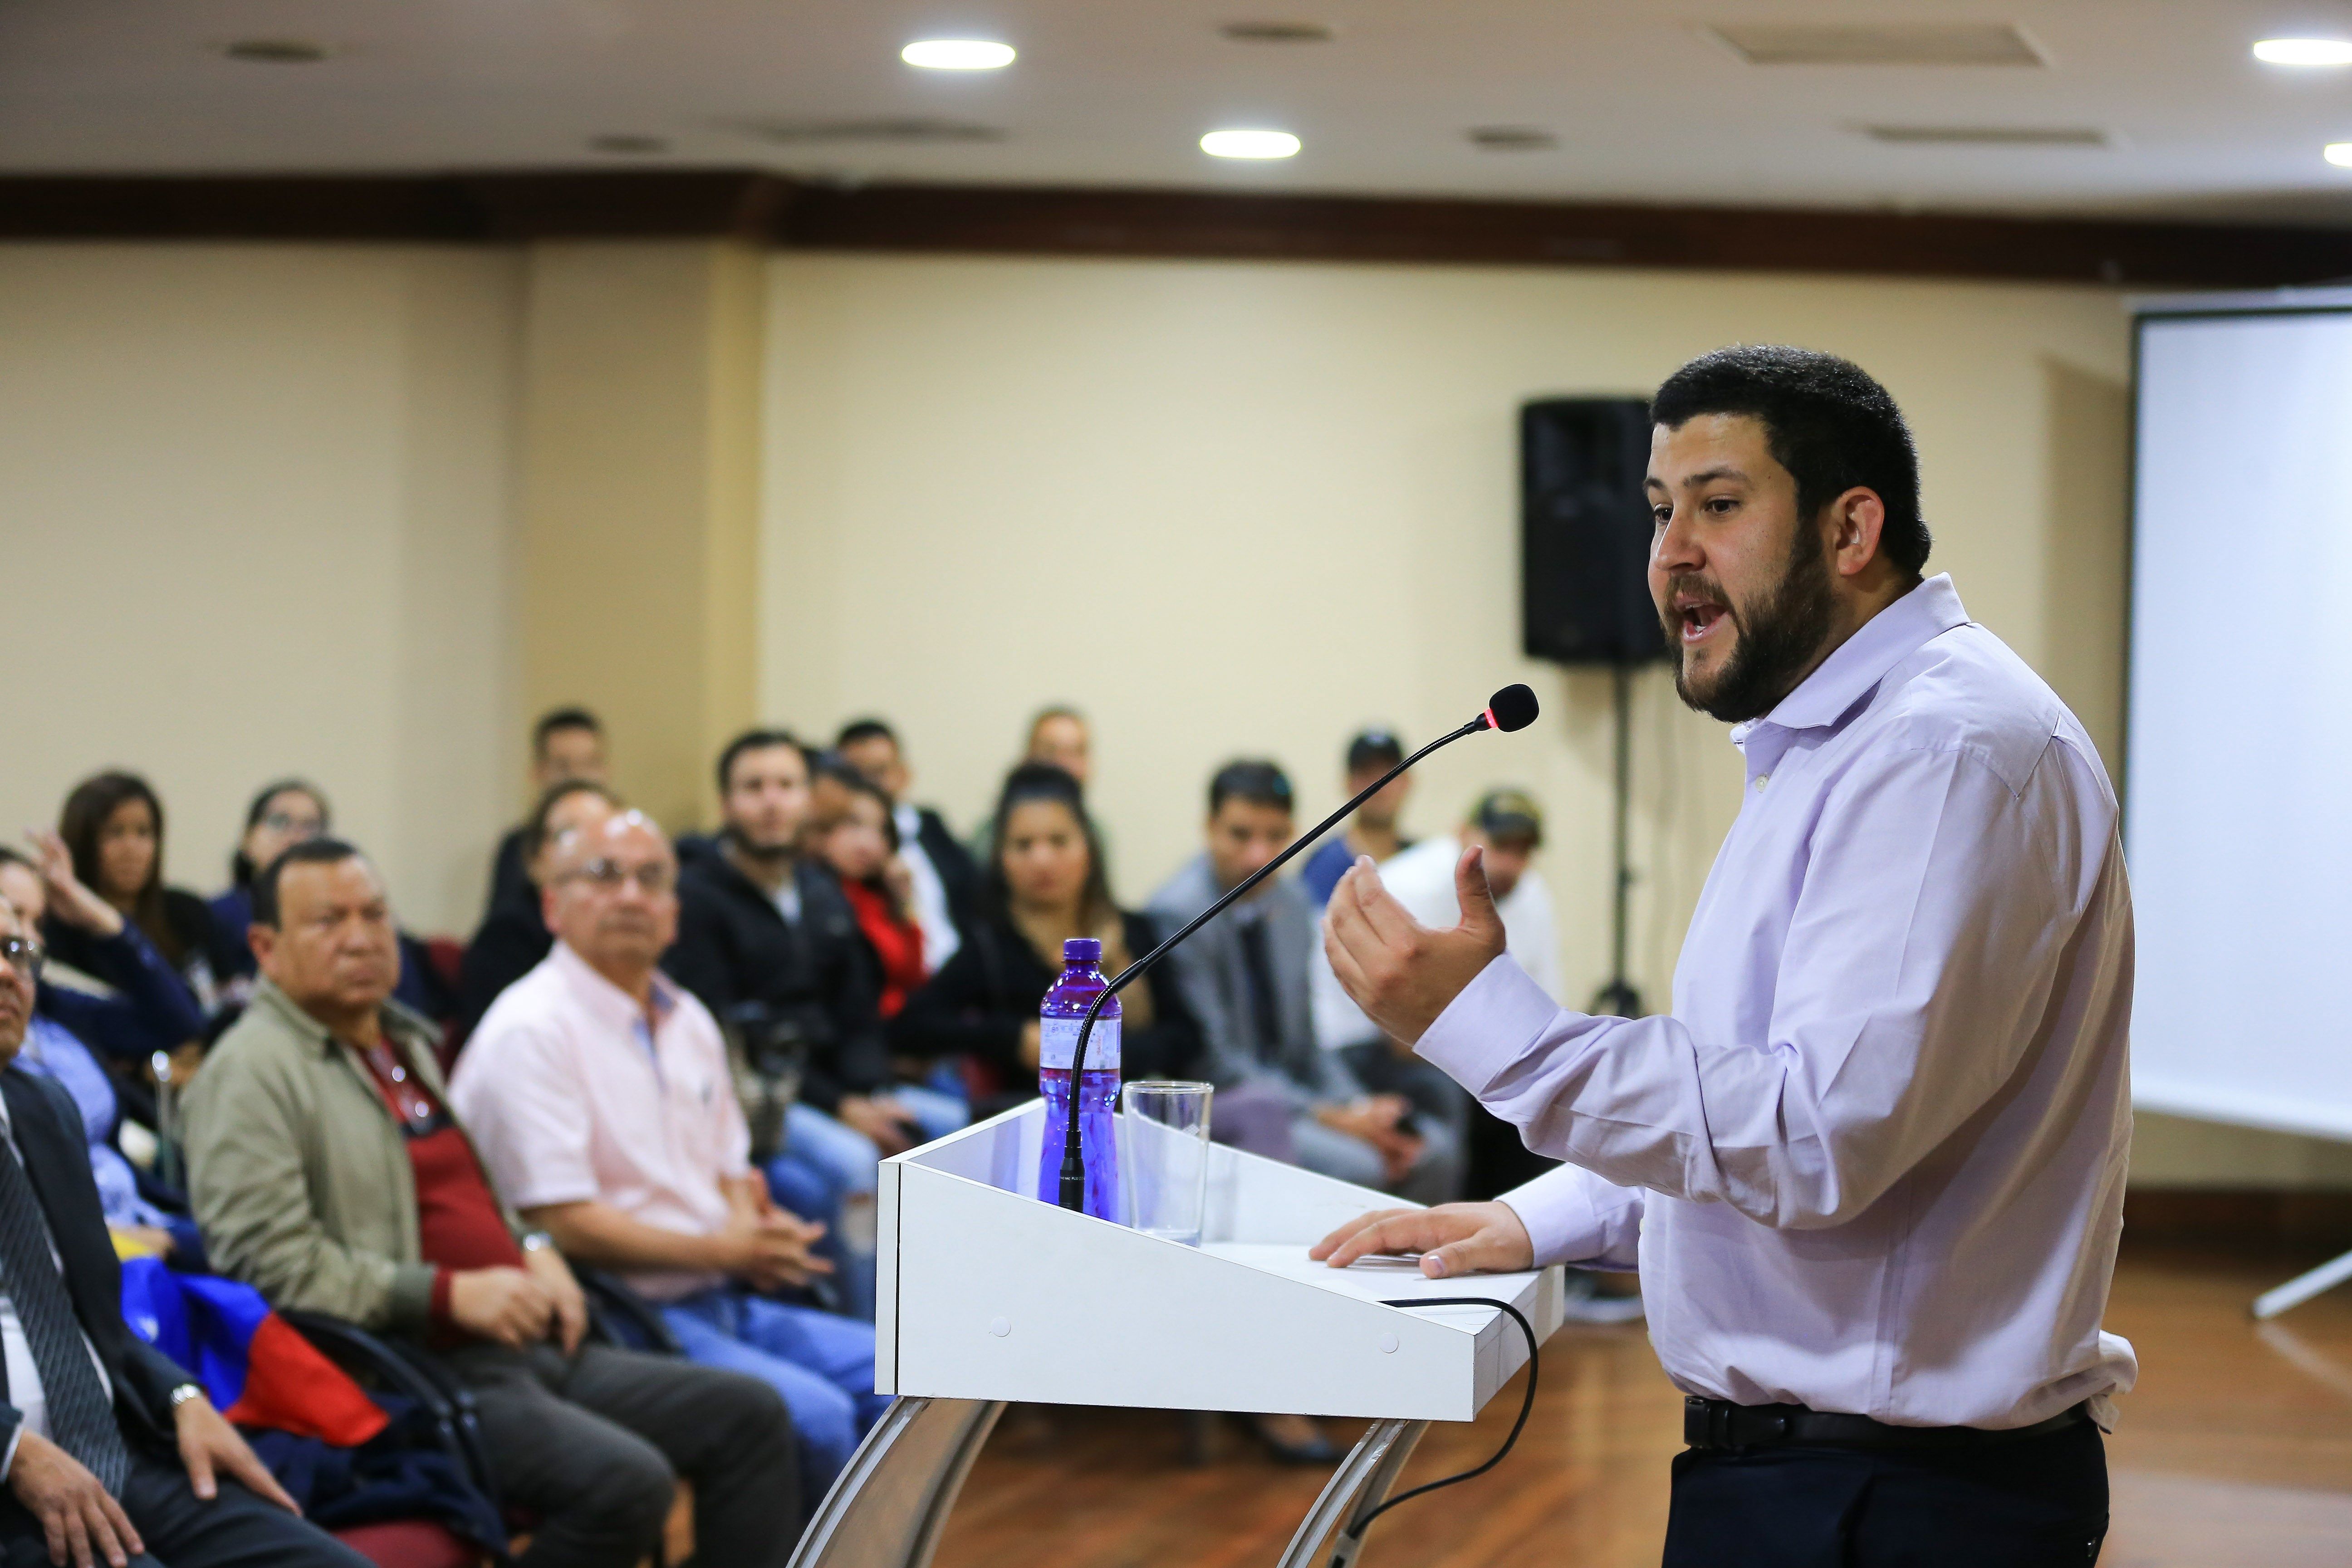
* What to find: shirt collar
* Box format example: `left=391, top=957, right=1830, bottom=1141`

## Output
left=1740, top=573, right=1969, bottom=740
left=549, top=940, right=678, bottom=1032
left=253, top=977, right=434, bottom=1061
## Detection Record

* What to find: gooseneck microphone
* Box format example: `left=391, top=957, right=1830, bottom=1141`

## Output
left=1055, top=684, right=1540, bottom=1210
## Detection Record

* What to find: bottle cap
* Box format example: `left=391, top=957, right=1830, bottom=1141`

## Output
left=1062, top=937, right=1102, bottom=964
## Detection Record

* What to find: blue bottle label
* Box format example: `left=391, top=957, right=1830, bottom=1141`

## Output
left=1039, top=1017, right=1120, bottom=1071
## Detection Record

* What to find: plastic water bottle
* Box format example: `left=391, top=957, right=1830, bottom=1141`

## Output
left=1036, top=937, right=1121, bottom=1220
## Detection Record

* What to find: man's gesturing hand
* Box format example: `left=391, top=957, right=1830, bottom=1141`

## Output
left=1323, top=847, right=1507, bottom=1046
left=1309, top=1201, right=1535, bottom=1281
left=7, top=1430, right=142, bottom=1568
left=175, top=1388, right=300, bottom=1515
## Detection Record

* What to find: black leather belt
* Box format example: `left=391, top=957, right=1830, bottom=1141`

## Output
left=1683, top=1396, right=2092, bottom=1452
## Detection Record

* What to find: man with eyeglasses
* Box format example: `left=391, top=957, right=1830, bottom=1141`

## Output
left=0, top=884, right=371, bottom=1568
left=185, top=839, right=802, bottom=1568
left=451, top=813, right=886, bottom=1508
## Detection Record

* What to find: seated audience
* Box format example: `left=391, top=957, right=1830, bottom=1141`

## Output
left=1147, top=761, right=1460, bottom=1206
left=186, top=840, right=802, bottom=1568
left=456, top=780, right=620, bottom=1037
left=0, top=894, right=370, bottom=1568
left=452, top=812, right=887, bottom=1504
left=810, top=759, right=927, bottom=1021
left=666, top=732, right=964, bottom=1320
left=483, top=707, right=609, bottom=918
left=833, top=719, right=978, bottom=973
left=50, top=772, right=241, bottom=1017
left=893, top=763, right=1202, bottom=1103
left=0, top=844, right=204, bottom=1260
left=211, top=779, right=451, bottom=1023
left=1298, top=729, right=1416, bottom=907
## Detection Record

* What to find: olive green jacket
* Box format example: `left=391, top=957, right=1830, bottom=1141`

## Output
left=183, top=978, right=525, bottom=1332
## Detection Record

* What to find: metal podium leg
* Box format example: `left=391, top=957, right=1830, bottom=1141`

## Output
left=787, top=1396, right=1006, bottom=1568
left=1273, top=1419, right=1429, bottom=1568
left=2253, top=1246, right=2352, bottom=1319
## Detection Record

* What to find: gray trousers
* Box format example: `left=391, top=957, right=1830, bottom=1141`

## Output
left=441, top=1340, right=800, bottom=1568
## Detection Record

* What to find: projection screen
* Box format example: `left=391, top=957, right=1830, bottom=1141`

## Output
left=2128, top=290, right=2352, bottom=1141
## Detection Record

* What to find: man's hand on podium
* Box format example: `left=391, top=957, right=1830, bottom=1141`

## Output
left=1323, top=847, right=1507, bottom=1045
left=1310, top=1201, right=1535, bottom=1281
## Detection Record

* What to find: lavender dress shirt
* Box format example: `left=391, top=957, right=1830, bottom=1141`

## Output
left=1419, top=575, right=2137, bottom=1430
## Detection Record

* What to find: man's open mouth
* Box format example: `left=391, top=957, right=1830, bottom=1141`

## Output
left=1675, top=593, right=1729, bottom=644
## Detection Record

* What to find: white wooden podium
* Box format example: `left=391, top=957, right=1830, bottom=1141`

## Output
left=785, top=1100, right=1565, bottom=1568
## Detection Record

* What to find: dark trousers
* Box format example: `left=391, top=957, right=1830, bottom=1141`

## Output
left=442, top=1341, right=800, bottom=1568
left=1663, top=1419, right=2108, bottom=1567
left=0, top=1455, right=371, bottom=1568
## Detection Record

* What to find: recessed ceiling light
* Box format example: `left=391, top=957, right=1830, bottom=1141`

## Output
left=1220, top=21, right=1335, bottom=44
left=1201, top=129, right=1300, bottom=159
left=902, top=39, right=1015, bottom=70
left=2326, top=142, right=2352, bottom=167
left=2257, top=39, right=2352, bottom=66
left=221, top=39, right=330, bottom=64
left=589, top=134, right=670, bottom=155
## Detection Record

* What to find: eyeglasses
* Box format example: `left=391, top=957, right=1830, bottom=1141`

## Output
left=559, top=858, right=676, bottom=896
left=0, top=936, right=44, bottom=985
left=261, top=813, right=324, bottom=836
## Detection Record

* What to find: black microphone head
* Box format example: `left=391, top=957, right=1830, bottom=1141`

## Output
left=1485, top=684, right=1540, bottom=734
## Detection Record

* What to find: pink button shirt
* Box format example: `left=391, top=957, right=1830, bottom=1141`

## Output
left=450, top=942, right=750, bottom=1302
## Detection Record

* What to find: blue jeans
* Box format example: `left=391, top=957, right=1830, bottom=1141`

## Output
left=659, top=1289, right=888, bottom=1508
left=764, top=1089, right=969, bottom=1320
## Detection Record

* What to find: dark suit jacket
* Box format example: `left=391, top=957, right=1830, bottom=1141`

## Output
left=910, top=807, right=981, bottom=940
left=0, top=1068, right=195, bottom=1458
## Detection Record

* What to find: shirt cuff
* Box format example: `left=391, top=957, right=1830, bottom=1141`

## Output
left=1497, top=1164, right=1621, bottom=1269
left=0, top=1426, right=20, bottom=1483
left=1414, top=955, right=1566, bottom=1097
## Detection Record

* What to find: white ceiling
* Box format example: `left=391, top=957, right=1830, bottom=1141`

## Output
left=10, top=0, right=2352, bottom=223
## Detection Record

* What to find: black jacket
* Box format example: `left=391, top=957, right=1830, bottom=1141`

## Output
left=663, top=837, right=887, bottom=1114
left=0, top=1068, right=196, bottom=1457
left=455, top=887, right=552, bottom=1039
left=908, top=808, right=982, bottom=941
left=889, top=910, right=1205, bottom=1093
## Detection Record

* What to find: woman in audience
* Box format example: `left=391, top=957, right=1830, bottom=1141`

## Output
left=51, top=771, right=241, bottom=1016
left=893, top=762, right=1200, bottom=1106
left=812, top=760, right=926, bottom=1020
left=455, top=778, right=620, bottom=1037
left=0, top=843, right=204, bottom=1260
left=210, top=779, right=452, bottom=1022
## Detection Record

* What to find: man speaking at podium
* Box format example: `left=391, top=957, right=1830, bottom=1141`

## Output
left=1316, top=346, right=2134, bottom=1567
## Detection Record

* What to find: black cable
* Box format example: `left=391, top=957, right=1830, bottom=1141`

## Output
left=1344, top=1298, right=1539, bottom=1538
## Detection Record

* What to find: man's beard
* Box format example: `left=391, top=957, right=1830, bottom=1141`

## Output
left=725, top=823, right=798, bottom=862
left=1662, top=525, right=1837, bottom=724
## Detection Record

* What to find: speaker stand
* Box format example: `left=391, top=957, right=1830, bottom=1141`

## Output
left=1589, top=661, right=1644, bottom=1019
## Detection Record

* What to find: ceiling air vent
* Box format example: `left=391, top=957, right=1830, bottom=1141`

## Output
left=1708, top=22, right=2045, bottom=66
left=732, top=118, right=1006, bottom=146
left=1468, top=126, right=1560, bottom=151
left=1220, top=21, right=1336, bottom=43
left=1862, top=125, right=2108, bottom=147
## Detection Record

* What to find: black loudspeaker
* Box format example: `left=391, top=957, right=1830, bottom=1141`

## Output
left=1520, top=397, right=1665, bottom=666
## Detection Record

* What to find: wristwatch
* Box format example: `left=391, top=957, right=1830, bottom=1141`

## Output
left=168, top=1383, right=205, bottom=1410
left=520, top=1231, right=555, bottom=1254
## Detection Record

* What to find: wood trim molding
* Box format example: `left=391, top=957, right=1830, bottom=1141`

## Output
left=5, top=169, right=2350, bottom=287
left=2125, top=1186, right=2352, bottom=1253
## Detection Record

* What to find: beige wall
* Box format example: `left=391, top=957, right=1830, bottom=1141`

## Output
left=759, top=250, right=2352, bottom=1189
left=0, top=244, right=524, bottom=936
left=1, top=235, right=2337, bottom=1186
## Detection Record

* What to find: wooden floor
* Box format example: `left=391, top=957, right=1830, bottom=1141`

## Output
left=928, top=1240, right=2352, bottom=1568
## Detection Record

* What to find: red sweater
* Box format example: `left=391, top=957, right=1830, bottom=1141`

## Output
left=353, top=1044, right=524, bottom=1327
left=843, top=879, right=926, bottom=1020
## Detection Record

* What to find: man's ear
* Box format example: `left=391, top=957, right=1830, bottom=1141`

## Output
left=247, top=923, right=275, bottom=974
left=1827, top=487, right=1888, bottom=579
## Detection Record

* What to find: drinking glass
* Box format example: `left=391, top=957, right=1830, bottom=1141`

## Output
left=1119, top=1080, right=1213, bottom=1245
